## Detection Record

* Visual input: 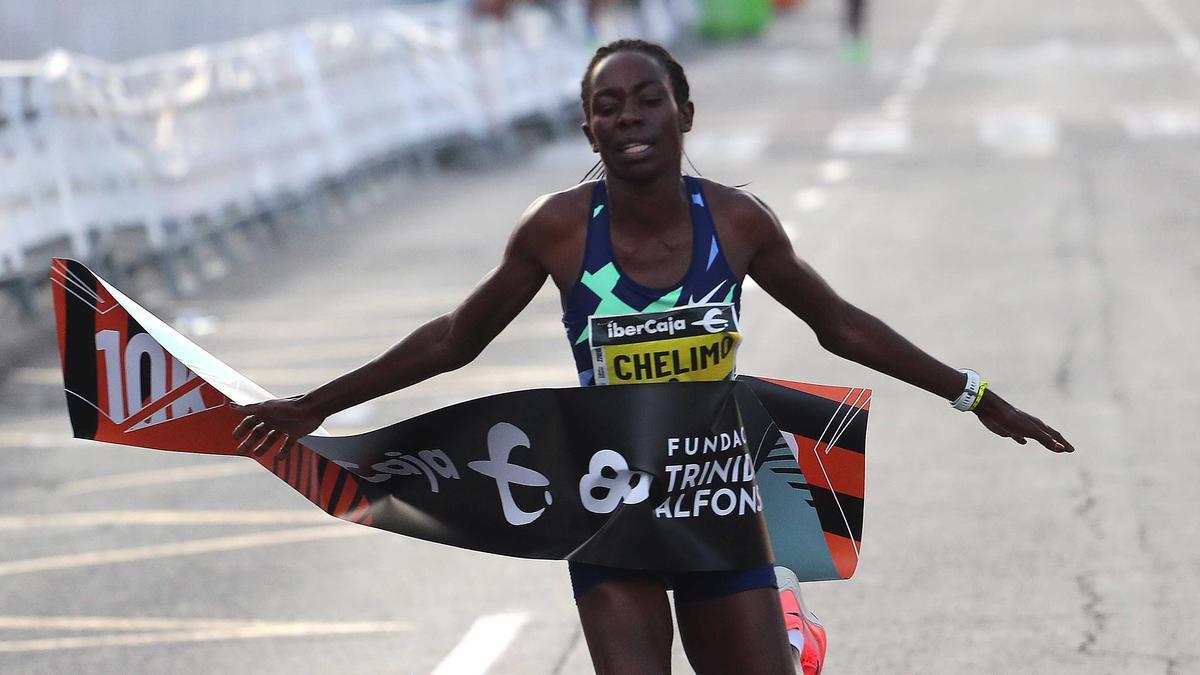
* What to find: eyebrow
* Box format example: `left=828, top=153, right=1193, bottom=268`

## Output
left=591, top=80, right=668, bottom=100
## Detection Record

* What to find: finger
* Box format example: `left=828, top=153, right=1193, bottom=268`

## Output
left=279, top=435, right=299, bottom=456
left=1036, top=421, right=1074, bottom=453
left=1031, top=428, right=1061, bottom=452
left=233, top=415, right=260, bottom=440
left=236, top=422, right=270, bottom=455
left=1016, top=413, right=1074, bottom=454
left=1021, top=416, right=1068, bottom=453
left=1050, top=441, right=1070, bottom=453
left=268, top=433, right=292, bottom=458
left=252, top=429, right=282, bottom=457
left=1024, top=421, right=1061, bottom=452
left=232, top=420, right=264, bottom=451
left=1012, top=416, right=1053, bottom=448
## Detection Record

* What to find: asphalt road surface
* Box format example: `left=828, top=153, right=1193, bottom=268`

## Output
left=2, top=0, right=1198, bottom=672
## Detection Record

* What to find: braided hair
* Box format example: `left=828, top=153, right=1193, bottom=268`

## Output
left=580, top=39, right=691, bottom=114
left=578, top=39, right=698, bottom=182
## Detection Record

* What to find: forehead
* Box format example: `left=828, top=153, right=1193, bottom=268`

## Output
left=589, top=51, right=671, bottom=95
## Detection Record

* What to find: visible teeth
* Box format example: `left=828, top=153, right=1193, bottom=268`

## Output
left=622, top=144, right=650, bottom=154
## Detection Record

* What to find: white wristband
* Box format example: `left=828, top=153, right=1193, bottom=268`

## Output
left=951, top=369, right=981, bottom=412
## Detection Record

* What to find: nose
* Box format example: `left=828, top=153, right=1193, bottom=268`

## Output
left=616, top=104, right=643, bottom=127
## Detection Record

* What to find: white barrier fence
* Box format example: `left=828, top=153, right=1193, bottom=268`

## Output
left=0, top=0, right=696, bottom=315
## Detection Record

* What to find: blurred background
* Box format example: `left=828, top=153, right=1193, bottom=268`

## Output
left=0, top=0, right=393, bottom=61
left=1, top=0, right=1197, bottom=673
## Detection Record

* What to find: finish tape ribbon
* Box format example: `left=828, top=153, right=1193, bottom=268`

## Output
left=50, top=259, right=869, bottom=579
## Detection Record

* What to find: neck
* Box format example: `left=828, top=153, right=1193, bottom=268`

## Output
left=604, top=170, right=688, bottom=233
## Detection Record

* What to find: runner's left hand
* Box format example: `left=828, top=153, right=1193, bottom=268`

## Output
left=230, top=396, right=321, bottom=458
left=972, top=390, right=1074, bottom=453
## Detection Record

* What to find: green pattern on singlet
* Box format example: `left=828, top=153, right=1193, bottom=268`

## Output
left=575, top=262, right=683, bottom=345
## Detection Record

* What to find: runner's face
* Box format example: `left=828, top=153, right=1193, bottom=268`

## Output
left=583, top=52, right=693, bottom=181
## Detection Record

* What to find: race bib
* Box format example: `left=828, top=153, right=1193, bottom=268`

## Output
left=588, top=304, right=741, bottom=385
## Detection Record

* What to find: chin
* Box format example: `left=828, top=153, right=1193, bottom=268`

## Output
left=603, top=156, right=674, bottom=182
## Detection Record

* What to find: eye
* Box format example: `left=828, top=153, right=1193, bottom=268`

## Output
left=642, top=96, right=664, bottom=106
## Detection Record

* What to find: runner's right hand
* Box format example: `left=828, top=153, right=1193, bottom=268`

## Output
left=231, top=397, right=324, bottom=457
left=971, top=389, right=1074, bottom=454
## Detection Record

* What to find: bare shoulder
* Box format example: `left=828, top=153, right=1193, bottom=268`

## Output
left=510, top=181, right=594, bottom=289
left=692, top=178, right=784, bottom=275
left=696, top=177, right=775, bottom=221
left=513, top=182, right=593, bottom=243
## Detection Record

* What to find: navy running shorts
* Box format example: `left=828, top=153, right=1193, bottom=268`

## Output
left=568, top=561, right=777, bottom=603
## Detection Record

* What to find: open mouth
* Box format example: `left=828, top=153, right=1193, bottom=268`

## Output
left=619, top=142, right=653, bottom=156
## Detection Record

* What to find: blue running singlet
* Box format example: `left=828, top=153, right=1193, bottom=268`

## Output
left=562, top=176, right=743, bottom=387
left=561, top=176, right=774, bottom=599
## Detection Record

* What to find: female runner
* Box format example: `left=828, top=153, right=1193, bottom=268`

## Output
left=233, top=39, right=1073, bottom=674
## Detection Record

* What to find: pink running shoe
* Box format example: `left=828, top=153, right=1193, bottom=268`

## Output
left=776, top=566, right=826, bottom=675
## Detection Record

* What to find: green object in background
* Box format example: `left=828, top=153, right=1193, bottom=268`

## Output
left=698, top=0, right=773, bottom=40
left=843, top=38, right=870, bottom=66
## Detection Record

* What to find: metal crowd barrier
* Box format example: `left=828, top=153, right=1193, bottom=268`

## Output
left=0, top=0, right=696, bottom=319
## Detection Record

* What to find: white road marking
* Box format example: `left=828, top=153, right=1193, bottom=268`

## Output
left=723, top=129, right=770, bottom=163
left=0, top=510, right=329, bottom=530
left=960, top=41, right=1177, bottom=73
left=172, top=312, right=223, bottom=338
left=1136, top=0, right=1200, bottom=77
left=0, top=525, right=372, bottom=577
left=910, top=42, right=938, bottom=71
left=818, top=160, right=851, bottom=184
left=876, top=0, right=965, bottom=121
left=0, top=616, right=411, bottom=653
left=10, top=368, right=67, bottom=386
left=181, top=335, right=404, bottom=366
left=685, top=128, right=769, bottom=163
left=59, top=462, right=261, bottom=495
left=880, top=96, right=908, bottom=120
left=0, top=431, right=69, bottom=449
left=225, top=316, right=566, bottom=353
left=227, top=365, right=579, bottom=394
left=977, top=109, right=1060, bottom=157
left=166, top=285, right=561, bottom=340
left=827, top=116, right=911, bottom=154
left=794, top=188, right=829, bottom=213
left=1119, top=106, right=1200, bottom=138
left=765, top=52, right=823, bottom=84
left=193, top=286, right=511, bottom=319
left=896, top=70, right=928, bottom=95
left=0, top=616, right=405, bottom=631
left=10, top=327, right=564, bottom=381
left=431, top=612, right=529, bottom=675
left=533, top=138, right=596, bottom=168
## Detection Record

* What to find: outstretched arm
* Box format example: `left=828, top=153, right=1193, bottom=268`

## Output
left=233, top=198, right=553, bottom=456
left=742, top=195, right=1073, bottom=453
